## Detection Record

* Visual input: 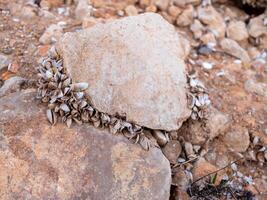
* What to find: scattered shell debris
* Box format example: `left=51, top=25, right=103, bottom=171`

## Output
left=187, top=74, right=211, bottom=121
left=37, top=47, right=210, bottom=149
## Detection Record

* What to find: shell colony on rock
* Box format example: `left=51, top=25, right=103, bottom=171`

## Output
left=241, top=0, right=267, bottom=7
left=37, top=47, right=210, bottom=149
left=37, top=47, right=156, bottom=150
left=187, top=74, right=211, bottom=120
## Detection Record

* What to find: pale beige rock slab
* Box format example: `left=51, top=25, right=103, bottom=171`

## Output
left=56, top=13, right=191, bottom=131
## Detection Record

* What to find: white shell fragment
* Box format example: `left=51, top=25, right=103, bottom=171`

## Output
left=202, top=62, right=214, bottom=70
left=187, top=74, right=211, bottom=120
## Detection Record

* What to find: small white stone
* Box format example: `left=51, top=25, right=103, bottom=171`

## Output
left=57, top=7, right=65, bottom=14
left=216, top=70, right=225, bottom=77
left=12, top=18, right=20, bottom=22
left=234, top=59, right=242, bottom=64
left=207, top=42, right=216, bottom=49
left=231, top=163, right=238, bottom=171
left=202, top=62, right=213, bottom=70
left=177, top=158, right=186, bottom=163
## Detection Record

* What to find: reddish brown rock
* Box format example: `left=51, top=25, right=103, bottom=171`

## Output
left=192, top=158, right=223, bottom=185
left=162, top=140, right=182, bottom=163
left=222, top=126, right=250, bottom=152
left=0, top=90, right=171, bottom=200
left=179, top=106, right=230, bottom=145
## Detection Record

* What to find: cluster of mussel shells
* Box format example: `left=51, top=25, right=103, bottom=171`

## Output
left=246, top=136, right=267, bottom=166
left=187, top=74, right=211, bottom=120
left=241, top=0, right=267, bottom=8
left=36, top=47, right=171, bottom=150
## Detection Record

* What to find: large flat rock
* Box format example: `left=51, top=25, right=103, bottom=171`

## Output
left=0, top=90, right=171, bottom=200
left=56, top=13, right=191, bottom=131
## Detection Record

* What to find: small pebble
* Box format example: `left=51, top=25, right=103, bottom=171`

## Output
left=177, top=158, right=186, bottom=163
left=216, top=70, right=225, bottom=77
left=198, top=45, right=213, bottom=55
left=57, top=7, right=65, bottom=14
left=202, top=62, right=213, bottom=70
left=231, top=163, right=238, bottom=171
left=234, top=59, right=242, bottom=64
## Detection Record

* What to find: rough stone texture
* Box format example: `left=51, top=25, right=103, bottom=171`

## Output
left=248, top=14, right=267, bottom=38
left=167, top=5, right=182, bottom=18
left=39, top=24, right=63, bottom=45
left=173, top=0, right=201, bottom=7
left=172, top=170, right=190, bottom=190
left=82, top=15, right=103, bottom=29
left=176, top=5, right=194, bottom=27
left=40, top=0, right=64, bottom=8
left=0, top=89, right=171, bottom=200
left=192, top=158, right=223, bottom=185
left=153, top=0, right=171, bottom=11
left=200, top=32, right=217, bottom=44
left=56, top=13, right=191, bottom=131
left=222, top=126, right=250, bottom=152
left=0, top=54, right=10, bottom=70
left=0, top=76, right=26, bottom=98
left=227, top=20, right=249, bottom=41
left=220, top=38, right=251, bottom=63
left=244, top=79, right=267, bottom=99
left=91, top=0, right=138, bottom=10
left=190, top=19, right=204, bottom=39
left=162, top=140, right=182, bottom=164
left=178, top=106, right=230, bottom=145
left=75, top=0, right=92, bottom=22
left=197, top=5, right=226, bottom=38
left=125, top=5, right=138, bottom=16
left=139, top=0, right=150, bottom=8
